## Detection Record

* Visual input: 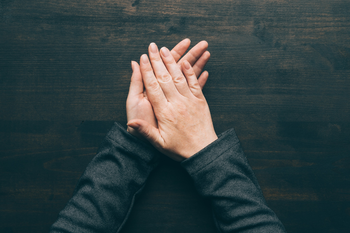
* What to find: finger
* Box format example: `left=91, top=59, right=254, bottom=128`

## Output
left=127, top=119, right=164, bottom=148
left=160, top=47, right=192, bottom=97
left=178, top=40, right=208, bottom=69
left=182, top=60, right=204, bottom=98
left=139, top=54, right=167, bottom=110
left=170, top=38, right=191, bottom=62
left=128, top=61, right=143, bottom=98
left=193, top=51, right=211, bottom=78
left=148, top=43, right=179, bottom=101
left=198, top=71, right=209, bottom=89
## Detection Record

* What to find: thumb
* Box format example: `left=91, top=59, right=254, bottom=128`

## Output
left=127, top=119, right=163, bottom=146
left=128, top=61, right=143, bottom=97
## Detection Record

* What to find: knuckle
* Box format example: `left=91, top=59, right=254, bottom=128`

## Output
left=150, top=55, right=161, bottom=62
left=164, top=56, right=174, bottom=64
left=148, top=80, right=159, bottom=90
left=186, top=52, right=196, bottom=61
left=191, top=81, right=200, bottom=89
left=143, top=65, right=153, bottom=73
left=186, top=69, right=196, bottom=77
left=160, top=74, right=171, bottom=82
left=190, top=82, right=201, bottom=92
left=173, top=76, right=185, bottom=84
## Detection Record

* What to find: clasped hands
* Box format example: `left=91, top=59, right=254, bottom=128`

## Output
left=126, top=39, right=217, bottom=161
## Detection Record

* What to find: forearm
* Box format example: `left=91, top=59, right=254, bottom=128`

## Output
left=50, top=122, right=160, bottom=233
left=181, top=129, right=286, bottom=233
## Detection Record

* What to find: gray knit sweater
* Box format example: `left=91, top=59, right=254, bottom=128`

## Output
left=50, top=122, right=286, bottom=232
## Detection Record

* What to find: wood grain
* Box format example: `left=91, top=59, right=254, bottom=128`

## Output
left=1, top=0, right=350, bottom=232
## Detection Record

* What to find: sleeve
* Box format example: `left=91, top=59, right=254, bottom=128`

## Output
left=50, top=122, right=161, bottom=233
left=181, top=128, right=286, bottom=233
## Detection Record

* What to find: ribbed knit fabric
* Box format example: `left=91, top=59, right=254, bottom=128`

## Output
left=181, top=128, right=286, bottom=232
left=50, top=122, right=161, bottom=233
left=50, top=123, right=286, bottom=233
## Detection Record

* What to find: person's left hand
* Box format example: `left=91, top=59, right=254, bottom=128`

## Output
left=126, top=39, right=210, bottom=139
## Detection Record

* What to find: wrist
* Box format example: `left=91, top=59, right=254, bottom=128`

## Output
left=181, top=132, right=218, bottom=160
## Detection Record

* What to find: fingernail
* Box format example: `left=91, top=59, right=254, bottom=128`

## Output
left=127, top=123, right=139, bottom=130
left=141, top=54, right=148, bottom=64
left=150, top=42, right=157, bottom=53
left=161, top=47, right=170, bottom=57
left=183, top=60, right=190, bottom=70
left=131, top=61, right=134, bottom=70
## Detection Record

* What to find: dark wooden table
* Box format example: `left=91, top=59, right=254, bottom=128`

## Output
left=1, top=0, right=349, bottom=232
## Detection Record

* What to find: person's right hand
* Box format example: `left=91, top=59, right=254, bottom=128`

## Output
left=127, top=43, right=217, bottom=161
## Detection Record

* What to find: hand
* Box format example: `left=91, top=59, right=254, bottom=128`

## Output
left=127, top=43, right=217, bottom=161
left=126, top=39, right=211, bottom=139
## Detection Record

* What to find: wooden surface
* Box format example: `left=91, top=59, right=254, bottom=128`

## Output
left=1, top=0, right=350, bottom=232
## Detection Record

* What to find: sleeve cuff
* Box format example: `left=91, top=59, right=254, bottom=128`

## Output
left=106, top=122, right=161, bottom=165
left=181, top=128, right=241, bottom=176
